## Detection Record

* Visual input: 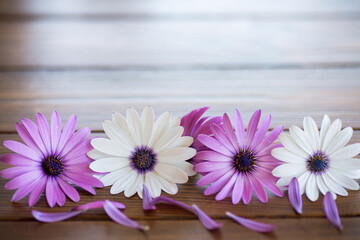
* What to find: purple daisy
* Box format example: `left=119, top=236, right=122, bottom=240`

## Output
left=0, top=111, right=103, bottom=207
left=194, top=109, right=284, bottom=204
left=180, top=107, right=222, bottom=163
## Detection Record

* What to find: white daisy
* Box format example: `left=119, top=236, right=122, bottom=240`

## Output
left=272, top=115, right=360, bottom=201
left=88, top=106, right=196, bottom=198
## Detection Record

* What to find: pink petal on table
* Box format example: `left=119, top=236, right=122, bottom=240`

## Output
left=226, top=211, right=276, bottom=233
left=142, top=185, right=221, bottom=230
left=72, top=200, right=125, bottom=211
left=142, top=185, right=156, bottom=210
left=192, top=204, right=223, bottom=230
left=151, top=196, right=192, bottom=211
left=104, top=200, right=149, bottom=231
left=288, top=177, right=303, bottom=214
left=323, top=192, right=343, bottom=231
left=32, top=210, right=82, bottom=223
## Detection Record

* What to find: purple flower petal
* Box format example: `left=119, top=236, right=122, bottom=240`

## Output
left=151, top=196, right=193, bottom=211
left=56, top=115, right=77, bottom=155
left=222, top=113, right=239, bottom=151
left=3, top=140, right=42, bottom=162
left=36, top=112, right=52, bottom=156
left=0, top=153, right=39, bottom=166
left=72, top=200, right=125, bottom=211
left=50, top=111, right=62, bottom=155
left=16, top=122, right=44, bottom=158
left=226, top=211, right=276, bottom=233
left=143, top=184, right=156, bottom=210
left=142, top=185, right=221, bottom=230
left=234, top=109, right=245, bottom=149
left=245, top=109, right=261, bottom=148
left=192, top=204, right=223, bottom=230
left=198, top=134, right=233, bottom=156
left=288, top=177, right=303, bottom=214
left=104, top=200, right=149, bottom=231
left=57, top=178, right=80, bottom=203
left=29, top=175, right=47, bottom=207
left=323, top=192, right=343, bottom=231
left=32, top=210, right=82, bottom=223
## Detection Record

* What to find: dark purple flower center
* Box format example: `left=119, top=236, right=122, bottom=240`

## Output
left=307, top=152, right=328, bottom=173
left=130, top=146, right=157, bottom=173
left=42, top=156, right=64, bottom=176
left=233, top=149, right=256, bottom=173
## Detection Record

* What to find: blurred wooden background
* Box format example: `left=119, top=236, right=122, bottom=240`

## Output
left=0, top=0, right=359, bottom=239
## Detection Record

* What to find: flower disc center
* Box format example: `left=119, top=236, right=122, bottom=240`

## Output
left=130, top=146, right=157, bottom=173
left=233, top=150, right=256, bottom=173
left=307, top=152, right=328, bottom=173
left=42, top=156, right=64, bottom=176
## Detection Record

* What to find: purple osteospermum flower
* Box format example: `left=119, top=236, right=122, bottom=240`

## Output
left=180, top=107, right=222, bottom=163
left=0, top=111, right=103, bottom=207
left=194, top=109, right=284, bottom=204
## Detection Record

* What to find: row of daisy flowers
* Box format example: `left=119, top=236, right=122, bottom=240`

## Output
left=1, top=106, right=359, bottom=231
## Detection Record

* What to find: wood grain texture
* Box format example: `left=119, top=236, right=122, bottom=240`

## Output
left=1, top=218, right=359, bottom=240
left=0, top=0, right=359, bottom=239
left=0, top=69, right=359, bottom=132
left=0, top=0, right=359, bottom=16
left=0, top=20, right=359, bottom=68
left=0, top=132, right=359, bottom=221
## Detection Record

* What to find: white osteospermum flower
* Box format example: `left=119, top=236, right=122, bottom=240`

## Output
left=88, top=106, right=197, bottom=198
left=272, top=115, right=360, bottom=201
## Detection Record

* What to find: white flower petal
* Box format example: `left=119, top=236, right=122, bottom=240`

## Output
left=330, top=143, right=360, bottom=160
left=145, top=172, right=162, bottom=198
left=87, top=149, right=115, bottom=160
left=272, top=163, right=306, bottom=178
left=124, top=173, right=143, bottom=197
left=327, top=168, right=359, bottom=190
left=319, top=115, right=331, bottom=149
left=271, top=148, right=306, bottom=164
left=103, top=120, right=134, bottom=149
left=316, top=174, right=328, bottom=195
left=126, top=108, right=143, bottom=146
left=278, top=133, right=309, bottom=159
left=155, top=163, right=188, bottom=184
left=168, top=161, right=196, bottom=176
left=325, top=127, right=353, bottom=156
left=169, top=136, right=194, bottom=148
left=276, top=176, right=293, bottom=187
left=330, top=163, right=360, bottom=178
left=298, top=171, right=311, bottom=194
left=110, top=170, right=137, bottom=195
left=148, top=112, right=171, bottom=148
left=289, top=126, right=313, bottom=155
left=322, top=173, right=348, bottom=197
left=305, top=174, right=319, bottom=201
left=169, top=116, right=181, bottom=129
left=90, top=157, right=129, bottom=172
left=330, top=158, right=360, bottom=170
left=112, top=112, right=135, bottom=145
left=141, top=106, right=154, bottom=146
left=157, top=175, right=178, bottom=195
left=153, top=126, right=184, bottom=153
left=322, top=119, right=342, bottom=153
left=158, top=147, right=196, bottom=163
left=100, top=167, right=132, bottom=187
left=91, top=138, right=130, bottom=157
left=303, top=116, right=320, bottom=151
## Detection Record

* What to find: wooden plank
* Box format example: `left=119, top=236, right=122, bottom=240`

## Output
left=0, top=69, right=359, bottom=131
left=0, top=20, right=359, bottom=69
left=0, top=218, right=359, bottom=240
left=0, top=132, right=359, bottom=220
left=0, top=0, right=359, bottom=16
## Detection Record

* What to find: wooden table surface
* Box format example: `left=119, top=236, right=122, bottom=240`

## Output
left=0, top=0, right=359, bottom=239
